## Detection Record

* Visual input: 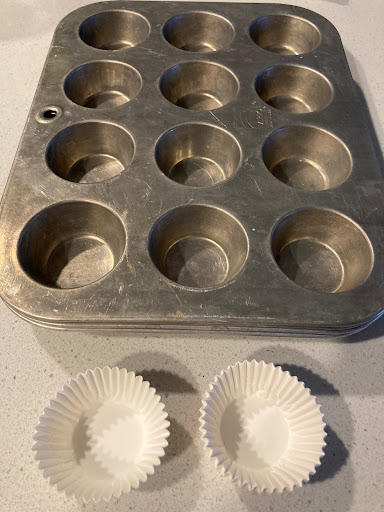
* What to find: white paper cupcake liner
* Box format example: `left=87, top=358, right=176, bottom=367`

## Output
left=33, top=367, right=170, bottom=502
left=200, top=360, right=326, bottom=493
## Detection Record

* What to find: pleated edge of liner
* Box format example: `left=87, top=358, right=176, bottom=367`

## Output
left=199, top=360, right=327, bottom=493
left=32, top=366, right=170, bottom=503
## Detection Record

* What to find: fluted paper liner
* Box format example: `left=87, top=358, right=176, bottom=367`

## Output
left=200, top=360, right=326, bottom=493
left=33, top=367, right=170, bottom=502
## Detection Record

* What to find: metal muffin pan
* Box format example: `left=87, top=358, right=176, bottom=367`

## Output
left=0, top=1, right=383, bottom=334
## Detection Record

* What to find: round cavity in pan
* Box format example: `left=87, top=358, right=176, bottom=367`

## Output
left=79, top=10, right=150, bottom=50
left=155, top=123, right=241, bottom=187
left=255, top=65, right=333, bottom=113
left=262, top=125, right=351, bottom=191
left=163, top=12, right=235, bottom=52
left=46, top=121, right=134, bottom=184
left=160, top=61, right=239, bottom=111
left=64, top=61, right=142, bottom=109
left=250, top=14, right=321, bottom=55
left=271, top=208, right=374, bottom=293
left=18, top=202, right=126, bottom=289
left=148, top=205, right=248, bottom=289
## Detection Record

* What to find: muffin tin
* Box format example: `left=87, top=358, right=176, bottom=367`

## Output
left=0, top=1, right=383, bottom=334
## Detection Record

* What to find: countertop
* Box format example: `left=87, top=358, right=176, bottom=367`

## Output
left=0, top=0, right=383, bottom=511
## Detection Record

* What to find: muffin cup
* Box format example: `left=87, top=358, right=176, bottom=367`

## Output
left=200, top=360, right=326, bottom=493
left=33, top=366, right=170, bottom=502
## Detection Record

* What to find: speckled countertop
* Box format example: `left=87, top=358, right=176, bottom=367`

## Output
left=1, top=0, right=384, bottom=511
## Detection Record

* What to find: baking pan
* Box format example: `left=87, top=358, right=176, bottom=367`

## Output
left=0, top=1, right=383, bottom=334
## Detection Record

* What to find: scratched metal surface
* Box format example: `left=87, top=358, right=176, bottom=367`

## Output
left=0, top=1, right=383, bottom=334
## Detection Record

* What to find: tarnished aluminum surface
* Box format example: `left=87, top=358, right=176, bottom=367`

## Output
left=0, top=1, right=383, bottom=334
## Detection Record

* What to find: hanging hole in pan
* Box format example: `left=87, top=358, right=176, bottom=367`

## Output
left=36, top=105, right=62, bottom=123
left=43, top=109, right=57, bottom=119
